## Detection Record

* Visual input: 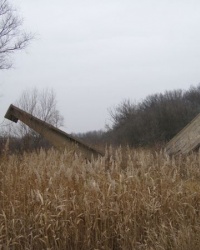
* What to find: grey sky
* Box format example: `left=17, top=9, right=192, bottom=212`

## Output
left=1, top=0, right=200, bottom=132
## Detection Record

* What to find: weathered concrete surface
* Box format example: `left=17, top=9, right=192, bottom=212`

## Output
left=166, top=113, right=200, bottom=155
left=5, top=104, right=104, bottom=160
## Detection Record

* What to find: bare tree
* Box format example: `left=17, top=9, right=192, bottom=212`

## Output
left=0, top=0, right=32, bottom=69
left=6, top=88, right=64, bottom=151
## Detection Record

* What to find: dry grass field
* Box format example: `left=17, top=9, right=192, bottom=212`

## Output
left=1, top=147, right=200, bottom=249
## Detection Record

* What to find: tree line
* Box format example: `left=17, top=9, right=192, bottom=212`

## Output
left=77, top=84, right=200, bottom=148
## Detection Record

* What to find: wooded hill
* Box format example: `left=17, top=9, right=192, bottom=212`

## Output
left=78, top=84, right=200, bottom=147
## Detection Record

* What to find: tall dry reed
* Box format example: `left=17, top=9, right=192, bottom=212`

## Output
left=1, top=147, right=200, bottom=249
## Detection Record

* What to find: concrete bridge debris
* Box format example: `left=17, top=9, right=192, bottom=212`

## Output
left=5, top=104, right=104, bottom=160
left=166, top=113, right=200, bottom=155
left=6, top=104, right=200, bottom=158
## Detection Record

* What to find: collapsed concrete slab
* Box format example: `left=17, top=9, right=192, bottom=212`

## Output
left=166, top=113, right=200, bottom=155
left=5, top=104, right=104, bottom=160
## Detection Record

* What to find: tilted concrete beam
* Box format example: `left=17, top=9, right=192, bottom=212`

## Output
left=5, top=104, right=104, bottom=160
left=166, top=113, right=200, bottom=155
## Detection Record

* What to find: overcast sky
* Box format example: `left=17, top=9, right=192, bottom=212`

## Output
left=1, top=0, right=200, bottom=133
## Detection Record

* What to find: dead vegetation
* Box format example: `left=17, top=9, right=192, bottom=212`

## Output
left=1, top=147, right=200, bottom=249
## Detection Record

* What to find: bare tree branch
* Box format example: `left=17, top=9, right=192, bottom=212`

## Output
left=0, top=0, right=33, bottom=69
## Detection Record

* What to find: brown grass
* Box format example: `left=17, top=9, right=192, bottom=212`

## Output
left=1, top=147, right=200, bottom=249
